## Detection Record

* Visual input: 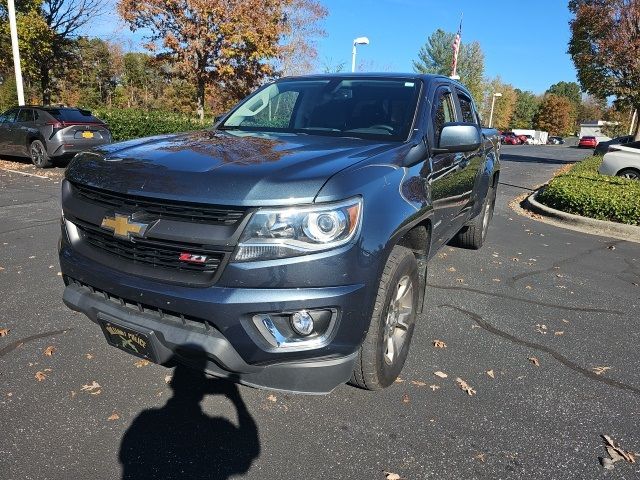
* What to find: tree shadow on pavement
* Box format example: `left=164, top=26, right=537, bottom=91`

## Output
left=500, top=152, right=577, bottom=165
left=119, top=346, right=260, bottom=480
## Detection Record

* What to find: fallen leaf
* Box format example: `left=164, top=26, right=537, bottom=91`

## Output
left=107, top=413, right=120, bottom=421
left=607, top=245, right=616, bottom=250
left=266, top=394, right=277, bottom=402
left=474, top=452, right=487, bottom=463
left=85, top=353, right=94, bottom=360
left=528, top=357, right=540, bottom=367
left=56, top=272, right=62, bottom=276
left=433, top=339, right=447, bottom=348
left=394, top=377, right=405, bottom=384
left=601, top=434, right=636, bottom=467
left=447, top=267, right=456, bottom=272
left=434, top=371, right=448, bottom=379
left=456, top=377, right=476, bottom=396
left=164, top=374, right=172, bottom=384
left=70, top=391, right=76, bottom=398
left=592, top=366, right=611, bottom=376
left=410, top=380, right=427, bottom=387
left=561, top=319, right=570, bottom=324
left=429, top=384, right=440, bottom=391
left=81, top=381, right=101, bottom=394
left=525, top=285, right=533, bottom=290
left=492, top=278, right=501, bottom=282
left=401, top=393, right=410, bottom=404
left=134, top=359, right=150, bottom=368
left=554, top=331, right=564, bottom=336
left=486, top=369, right=495, bottom=379
left=35, top=371, right=46, bottom=381
left=0, top=328, right=9, bottom=337
left=43, top=346, right=56, bottom=356
left=511, top=257, right=520, bottom=262
left=383, top=472, right=401, bottom=480
left=456, top=278, right=465, bottom=283
left=535, top=324, right=548, bottom=334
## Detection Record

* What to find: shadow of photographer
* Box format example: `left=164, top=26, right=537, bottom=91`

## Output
left=119, top=346, right=260, bottom=480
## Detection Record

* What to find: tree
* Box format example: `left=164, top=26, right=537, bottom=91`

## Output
left=569, top=0, right=640, bottom=139
left=277, top=0, right=327, bottom=76
left=480, top=77, right=516, bottom=129
left=546, top=81, right=581, bottom=107
left=535, top=94, right=575, bottom=136
left=578, top=94, right=606, bottom=124
left=413, top=29, right=485, bottom=104
left=511, top=89, right=540, bottom=129
left=118, top=0, right=323, bottom=119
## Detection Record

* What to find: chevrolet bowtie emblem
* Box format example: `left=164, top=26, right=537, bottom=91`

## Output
left=101, top=213, right=150, bottom=240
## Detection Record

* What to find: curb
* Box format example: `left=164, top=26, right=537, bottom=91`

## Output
left=523, top=189, right=640, bottom=243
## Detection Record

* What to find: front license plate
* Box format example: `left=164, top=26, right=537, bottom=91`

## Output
left=81, top=131, right=94, bottom=139
left=100, top=320, right=156, bottom=361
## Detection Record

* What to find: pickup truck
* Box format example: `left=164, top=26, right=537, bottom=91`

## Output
left=59, top=73, right=500, bottom=394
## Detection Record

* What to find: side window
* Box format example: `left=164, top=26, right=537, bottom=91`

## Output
left=457, top=93, right=478, bottom=125
left=1, top=109, right=18, bottom=123
left=433, top=90, right=456, bottom=145
left=17, top=109, right=34, bottom=123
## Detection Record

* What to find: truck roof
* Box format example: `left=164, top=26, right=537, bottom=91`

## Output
left=281, top=72, right=460, bottom=83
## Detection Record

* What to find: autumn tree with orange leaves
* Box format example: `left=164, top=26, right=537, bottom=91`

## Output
left=569, top=0, right=640, bottom=139
left=117, top=0, right=326, bottom=120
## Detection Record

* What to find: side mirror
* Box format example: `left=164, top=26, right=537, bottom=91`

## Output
left=434, top=122, right=481, bottom=153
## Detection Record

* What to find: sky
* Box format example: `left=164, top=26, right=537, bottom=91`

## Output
left=90, top=0, right=578, bottom=95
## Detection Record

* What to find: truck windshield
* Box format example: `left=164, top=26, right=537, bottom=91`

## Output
left=220, top=78, right=421, bottom=141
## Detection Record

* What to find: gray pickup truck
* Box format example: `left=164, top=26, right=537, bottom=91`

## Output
left=59, top=73, right=500, bottom=394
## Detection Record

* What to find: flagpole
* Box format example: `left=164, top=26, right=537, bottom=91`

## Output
left=450, top=13, right=463, bottom=80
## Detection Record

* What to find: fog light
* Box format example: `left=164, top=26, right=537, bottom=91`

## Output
left=290, top=310, right=314, bottom=336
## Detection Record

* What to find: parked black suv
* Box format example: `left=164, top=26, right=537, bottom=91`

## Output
left=0, top=106, right=111, bottom=167
left=59, top=74, right=500, bottom=393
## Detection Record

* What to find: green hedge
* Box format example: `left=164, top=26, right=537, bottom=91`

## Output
left=93, top=108, right=206, bottom=142
left=537, top=156, right=640, bottom=225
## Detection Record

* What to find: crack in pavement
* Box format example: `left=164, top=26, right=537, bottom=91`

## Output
left=0, top=218, right=60, bottom=236
left=506, top=240, right=624, bottom=288
left=428, top=283, right=622, bottom=314
left=0, top=328, right=72, bottom=358
left=440, top=304, right=640, bottom=397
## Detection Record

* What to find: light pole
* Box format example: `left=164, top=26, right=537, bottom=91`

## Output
left=351, top=37, right=370, bottom=73
left=488, top=92, right=502, bottom=128
left=7, top=0, right=25, bottom=106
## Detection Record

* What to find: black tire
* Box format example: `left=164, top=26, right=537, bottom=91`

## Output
left=29, top=139, right=52, bottom=168
left=452, top=184, right=497, bottom=250
left=617, top=168, right=640, bottom=180
left=350, top=245, right=419, bottom=390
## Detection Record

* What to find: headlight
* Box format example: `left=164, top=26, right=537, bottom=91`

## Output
left=234, top=197, right=362, bottom=261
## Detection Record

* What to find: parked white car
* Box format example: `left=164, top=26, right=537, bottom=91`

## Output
left=599, top=141, right=640, bottom=180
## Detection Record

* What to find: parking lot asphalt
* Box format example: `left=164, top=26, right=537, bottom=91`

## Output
left=1, top=145, right=639, bottom=479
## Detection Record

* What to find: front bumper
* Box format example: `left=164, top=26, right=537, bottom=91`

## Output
left=62, top=281, right=357, bottom=394
left=59, top=238, right=372, bottom=394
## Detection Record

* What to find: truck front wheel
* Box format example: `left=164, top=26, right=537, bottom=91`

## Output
left=350, top=245, right=419, bottom=390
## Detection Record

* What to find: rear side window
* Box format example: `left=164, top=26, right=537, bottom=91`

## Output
left=457, top=92, right=477, bottom=125
left=46, top=108, right=100, bottom=123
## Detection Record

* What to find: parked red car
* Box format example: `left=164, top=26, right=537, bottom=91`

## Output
left=502, top=132, right=522, bottom=145
left=578, top=136, right=598, bottom=148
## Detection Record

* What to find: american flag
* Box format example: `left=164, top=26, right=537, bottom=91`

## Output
left=451, top=16, right=463, bottom=78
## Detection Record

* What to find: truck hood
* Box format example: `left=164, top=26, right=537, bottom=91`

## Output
left=65, top=130, right=397, bottom=206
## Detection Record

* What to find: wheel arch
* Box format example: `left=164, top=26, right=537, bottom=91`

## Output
left=395, top=217, right=433, bottom=314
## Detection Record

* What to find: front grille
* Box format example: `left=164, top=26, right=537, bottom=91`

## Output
left=75, top=219, right=225, bottom=273
left=71, top=182, right=246, bottom=225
